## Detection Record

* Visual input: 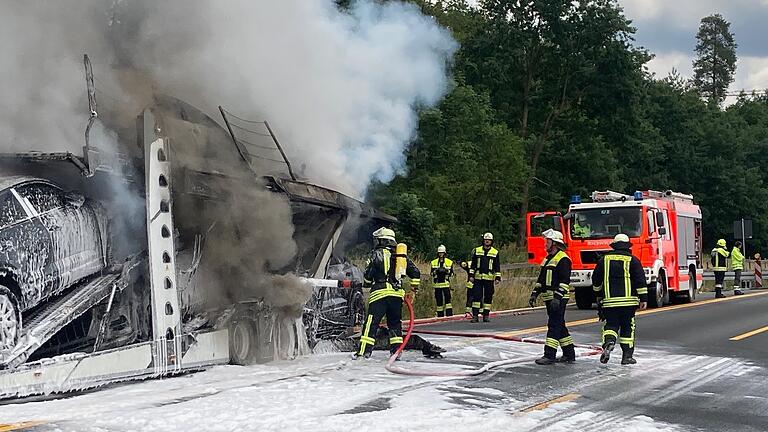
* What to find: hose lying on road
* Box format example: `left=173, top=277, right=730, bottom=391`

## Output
left=385, top=296, right=602, bottom=377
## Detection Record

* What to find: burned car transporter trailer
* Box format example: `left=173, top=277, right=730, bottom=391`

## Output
left=0, top=95, right=386, bottom=399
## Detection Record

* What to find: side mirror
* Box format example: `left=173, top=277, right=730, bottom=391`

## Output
left=65, top=191, right=85, bottom=209
left=655, top=212, right=665, bottom=227
left=553, top=215, right=564, bottom=233
left=658, top=226, right=667, bottom=236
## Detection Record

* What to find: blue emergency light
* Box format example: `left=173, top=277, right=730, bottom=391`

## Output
left=571, top=195, right=582, bottom=204
left=634, top=191, right=644, bottom=201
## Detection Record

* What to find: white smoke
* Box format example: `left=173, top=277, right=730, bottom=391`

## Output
left=0, top=0, right=457, bottom=197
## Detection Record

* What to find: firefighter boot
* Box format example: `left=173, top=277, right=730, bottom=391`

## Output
left=470, top=313, right=479, bottom=323
left=715, top=285, right=726, bottom=299
left=482, top=314, right=490, bottom=323
left=620, top=344, right=636, bottom=365
left=557, top=344, right=576, bottom=363
left=600, top=340, right=615, bottom=364
left=535, top=356, right=556, bottom=365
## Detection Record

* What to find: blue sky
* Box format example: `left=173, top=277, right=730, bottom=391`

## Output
left=619, top=0, right=768, bottom=96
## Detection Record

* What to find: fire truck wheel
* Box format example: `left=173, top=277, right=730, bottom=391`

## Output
left=680, top=270, right=696, bottom=303
left=648, top=274, right=667, bottom=308
left=0, top=286, right=21, bottom=351
left=229, top=316, right=258, bottom=365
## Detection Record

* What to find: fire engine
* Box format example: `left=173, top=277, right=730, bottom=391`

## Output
left=527, top=190, right=703, bottom=309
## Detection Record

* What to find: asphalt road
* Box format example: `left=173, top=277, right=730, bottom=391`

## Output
left=412, top=289, right=768, bottom=431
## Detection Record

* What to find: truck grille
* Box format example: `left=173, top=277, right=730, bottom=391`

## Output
left=580, top=250, right=610, bottom=264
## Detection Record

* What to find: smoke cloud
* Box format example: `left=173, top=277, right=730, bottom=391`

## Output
left=0, top=0, right=457, bottom=197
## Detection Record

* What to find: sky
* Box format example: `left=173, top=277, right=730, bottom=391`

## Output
left=619, top=0, right=768, bottom=97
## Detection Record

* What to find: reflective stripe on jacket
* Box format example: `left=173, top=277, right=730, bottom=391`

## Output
left=711, top=247, right=729, bottom=271
left=430, top=257, right=454, bottom=288
left=469, top=246, right=502, bottom=281
left=591, top=250, right=648, bottom=308
left=533, top=250, right=572, bottom=301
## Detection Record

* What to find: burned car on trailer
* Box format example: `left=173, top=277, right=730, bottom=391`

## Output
left=0, top=176, right=109, bottom=350
left=0, top=94, right=390, bottom=366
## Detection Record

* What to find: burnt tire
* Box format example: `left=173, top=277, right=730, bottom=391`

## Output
left=575, top=288, right=594, bottom=310
left=0, top=286, right=21, bottom=351
left=229, top=317, right=258, bottom=366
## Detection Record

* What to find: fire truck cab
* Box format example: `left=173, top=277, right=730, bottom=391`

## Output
left=527, top=190, right=703, bottom=309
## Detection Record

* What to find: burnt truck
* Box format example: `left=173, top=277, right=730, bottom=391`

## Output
left=0, top=94, right=390, bottom=398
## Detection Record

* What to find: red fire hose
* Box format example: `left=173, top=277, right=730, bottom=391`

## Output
left=385, top=295, right=602, bottom=377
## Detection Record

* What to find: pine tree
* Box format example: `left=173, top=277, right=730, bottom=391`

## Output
left=692, top=14, right=738, bottom=106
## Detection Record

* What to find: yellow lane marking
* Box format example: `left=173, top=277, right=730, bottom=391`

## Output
left=0, top=421, right=47, bottom=431
left=498, top=291, right=768, bottom=338
left=521, top=393, right=580, bottom=413
left=730, top=325, right=768, bottom=341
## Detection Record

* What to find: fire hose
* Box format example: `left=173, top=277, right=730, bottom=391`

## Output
left=385, top=295, right=603, bottom=377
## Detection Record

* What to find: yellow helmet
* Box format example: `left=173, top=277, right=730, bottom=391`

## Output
left=717, top=238, right=726, bottom=247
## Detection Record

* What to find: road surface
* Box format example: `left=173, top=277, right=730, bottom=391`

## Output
left=0, top=290, right=766, bottom=431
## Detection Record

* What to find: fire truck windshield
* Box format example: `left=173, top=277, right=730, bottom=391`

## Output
left=570, top=207, right=643, bottom=240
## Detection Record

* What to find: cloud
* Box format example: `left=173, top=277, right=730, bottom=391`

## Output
left=646, top=51, right=694, bottom=79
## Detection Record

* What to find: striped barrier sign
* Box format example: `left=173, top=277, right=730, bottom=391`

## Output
left=755, top=254, right=763, bottom=289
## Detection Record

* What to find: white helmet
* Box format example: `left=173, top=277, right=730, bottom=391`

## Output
left=542, top=229, right=565, bottom=245
left=437, top=245, right=447, bottom=254
left=612, top=233, right=630, bottom=244
left=373, top=227, right=396, bottom=242
left=483, top=232, right=494, bottom=241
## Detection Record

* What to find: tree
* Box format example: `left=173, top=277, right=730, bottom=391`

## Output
left=692, top=14, right=737, bottom=106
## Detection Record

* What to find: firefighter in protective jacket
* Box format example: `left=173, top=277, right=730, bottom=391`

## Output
left=469, top=233, right=502, bottom=322
left=459, top=261, right=474, bottom=318
left=731, top=241, right=744, bottom=296
left=591, top=233, right=648, bottom=365
left=355, top=227, right=421, bottom=359
left=431, top=245, right=454, bottom=317
left=529, top=229, right=575, bottom=365
left=711, top=239, right=729, bottom=298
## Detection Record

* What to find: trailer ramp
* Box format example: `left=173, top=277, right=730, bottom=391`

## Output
left=0, top=273, right=123, bottom=369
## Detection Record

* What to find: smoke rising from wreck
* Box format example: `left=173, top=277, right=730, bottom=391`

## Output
left=0, top=1, right=456, bottom=333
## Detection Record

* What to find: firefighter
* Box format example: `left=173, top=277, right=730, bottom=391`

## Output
left=469, top=233, right=501, bottom=323
left=711, top=239, right=729, bottom=299
left=591, top=233, right=648, bottom=365
left=528, top=229, right=575, bottom=365
left=459, top=261, right=474, bottom=318
left=431, top=245, right=454, bottom=317
left=355, top=227, right=421, bottom=359
left=732, top=240, right=745, bottom=296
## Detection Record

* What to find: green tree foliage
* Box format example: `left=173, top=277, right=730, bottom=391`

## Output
left=692, top=14, right=738, bottom=106
left=370, top=1, right=768, bottom=256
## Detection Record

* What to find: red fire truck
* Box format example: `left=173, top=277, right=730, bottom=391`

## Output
left=527, top=190, right=703, bottom=309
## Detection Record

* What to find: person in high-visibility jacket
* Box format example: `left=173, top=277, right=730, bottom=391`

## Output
left=711, top=239, right=729, bottom=299
left=731, top=240, right=745, bottom=296
left=469, top=232, right=502, bottom=323
left=459, top=261, right=475, bottom=318
left=355, top=227, right=421, bottom=359
left=529, top=229, right=575, bottom=365
left=591, top=234, right=648, bottom=365
left=431, top=245, right=454, bottom=317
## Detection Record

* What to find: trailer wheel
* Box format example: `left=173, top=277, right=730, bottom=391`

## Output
left=0, top=286, right=20, bottom=351
left=574, top=288, right=594, bottom=310
left=229, top=317, right=258, bottom=365
left=648, top=273, right=667, bottom=308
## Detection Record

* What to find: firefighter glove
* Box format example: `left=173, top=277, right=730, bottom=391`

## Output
left=528, top=293, right=538, bottom=308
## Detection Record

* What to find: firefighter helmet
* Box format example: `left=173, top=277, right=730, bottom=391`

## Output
left=542, top=229, right=565, bottom=245
left=373, top=227, right=396, bottom=242
left=612, top=233, right=630, bottom=244
left=437, top=245, right=447, bottom=254
left=483, top=232, right=494, bottom=241
left=717, top=238, right=727, bottom=247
